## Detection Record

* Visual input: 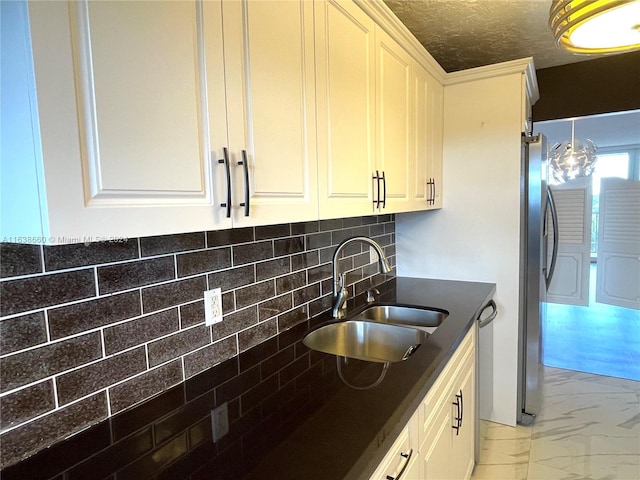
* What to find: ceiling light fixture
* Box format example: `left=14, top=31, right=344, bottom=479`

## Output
left=549, top=0, right=640, bottom=54
left=549, top=120, right=598, bottom=183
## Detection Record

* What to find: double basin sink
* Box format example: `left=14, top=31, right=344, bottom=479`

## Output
left=303, top=305, right=449, bottom=364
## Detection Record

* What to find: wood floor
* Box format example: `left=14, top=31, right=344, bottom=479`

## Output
left=542, top=265, right=640, bottom=381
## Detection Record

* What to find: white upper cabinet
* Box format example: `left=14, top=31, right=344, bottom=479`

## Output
left=222, top=0, right=318, bottom=226
left=316, top=0, right=377, bottom=219
left=375, top=27, right=412, bottom=213
left=2, top=0, right=230, bottom=242
left=1, top=0, right=445, bottom=243
left=2, top=1, right=231, bottom=243
left=412, top=65, right=444, bottom=211
left=316, top=1, right=443, bottom=219
left=1, top=0, right=317, bottom=243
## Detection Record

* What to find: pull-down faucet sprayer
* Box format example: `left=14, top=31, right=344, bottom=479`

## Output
left=331, top=236, right=392, bottom=319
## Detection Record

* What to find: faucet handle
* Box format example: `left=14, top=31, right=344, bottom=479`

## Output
left=366, top=287, right=380, bottom=303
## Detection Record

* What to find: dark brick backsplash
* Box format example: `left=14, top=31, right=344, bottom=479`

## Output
left=238, top=318, right=278, bottom=352
left=207, top=264, right=255, bottom=292
left=0, top=269, right=96, bottom=316
left=97, top=256, right=174, bottom=295
left=0, top=333, right=103, bottom=393
left=258, top=293, right=293, bottom=322
left=0, top=393, right=109, bottom=471
left=147, top=325, right=210, bottom=368
left=183, top=336, right=237, bottom=379
left=43, top=240, right=139, bottom=271
left=206, top=227, right=254, bottom=248
left=140, top=232, right=205, bottom=257
left=0, top=215, right=395, bottom=472
left=48, top=290, right=141, bottom=340
left=212, top=306, right=258, bottom=341
left=109, top=360, right=183, bottom=414
left=0, top=311, right=47, bottom=355
left=103, top=308, right=179, bottom=355
left=141, top=275, right=207, bottom=313
left=255, top=223, right=291, bottom=240
left=176, top=247, right=231, bottom=277
left=0, top=243, right=42, bottom=278
left=235, top=279, right=275, bottom=310
left=179, top=300, right=205, bottom=328
left=56, top=347, right=147, bottom=406
left=255, top=256, right=290, bottom=281
left=0, top=380, right=55, bottom=430
left=232, top=240, right=274, bottom=265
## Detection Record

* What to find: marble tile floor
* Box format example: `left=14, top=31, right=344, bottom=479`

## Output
left=471, top=366, right=640, bottom=480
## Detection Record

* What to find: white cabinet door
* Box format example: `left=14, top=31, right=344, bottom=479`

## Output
left=375, top=27, right=411, bottom=213
left=417, top=328, right=476, bottom=480
left=316, top=0, right=377, bottom=219
left=223, top=0, right=318, bottom=227
left=13, top=0, right=230, bottom=241
left=451, top=354, right=476, bottom=480
left=421, top=398, right=454, bottom=480
left=411, top=65, right=443, bottom=211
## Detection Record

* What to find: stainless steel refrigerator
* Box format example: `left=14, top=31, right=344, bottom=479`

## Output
left=517, top=133, right=558, bottom=425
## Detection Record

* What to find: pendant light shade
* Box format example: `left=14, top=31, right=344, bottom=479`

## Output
left=549, top=0, right=640, bottom=54
left=549, top=120, right=598, bottom=183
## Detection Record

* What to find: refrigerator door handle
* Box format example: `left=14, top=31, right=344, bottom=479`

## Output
left=545, top=188, right=559, bottom=290
left=477, top=299, right=497, bottom=328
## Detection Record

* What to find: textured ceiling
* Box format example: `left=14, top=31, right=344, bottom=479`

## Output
left=384, top=0, right=601, bottom=72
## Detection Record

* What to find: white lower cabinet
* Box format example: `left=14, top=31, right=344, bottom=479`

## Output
left=371, top=327, right=476, bottom=480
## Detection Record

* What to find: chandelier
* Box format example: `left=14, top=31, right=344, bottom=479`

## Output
left=549, top=120, right=598, bottom=183
left=549, top=0, right=640, bottom=54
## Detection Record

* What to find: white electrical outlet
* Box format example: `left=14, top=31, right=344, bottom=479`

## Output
left=211, top=402, right=229, bottom=442
left=204, top=288, right=223, bottom=326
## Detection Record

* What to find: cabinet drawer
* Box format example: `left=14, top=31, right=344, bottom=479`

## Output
left=370, top=426, right=413, bottom=480
left=417, top=327, right=475, bottom=445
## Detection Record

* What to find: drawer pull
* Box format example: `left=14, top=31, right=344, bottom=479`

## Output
left=386, top=448, right=413, bottom=480
left=452, top=389, right=463, bottom=435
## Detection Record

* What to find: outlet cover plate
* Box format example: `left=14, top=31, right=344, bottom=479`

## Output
left=211, top=402, right=229, bottom=442
left=204, top=288, right=223, bottom=326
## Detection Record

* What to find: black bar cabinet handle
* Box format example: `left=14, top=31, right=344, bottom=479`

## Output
left=218, top=147, right=231, bottom=218
left=373, top=170, right=380, bottom=208
left=381, top=171, right=386, bottom=208
left=458, top=389, right=464, bottom=428
left=452, top=394, right=461, bottom=435
left=432, top=178, right=436, bottom=205
left=238, top=150, right=250, bottom=217
left=385, top=449, right=413, bottom=480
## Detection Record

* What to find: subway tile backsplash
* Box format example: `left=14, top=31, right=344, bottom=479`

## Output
left=0, top=215, right=395, bottom=470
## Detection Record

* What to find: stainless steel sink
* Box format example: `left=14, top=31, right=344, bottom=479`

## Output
left=357, top=305, right=448, bottom=333
left=302, top=320, right=428, bottom=363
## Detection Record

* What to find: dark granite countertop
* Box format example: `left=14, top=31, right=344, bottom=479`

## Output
left=244, top=276, right=496, bottom=480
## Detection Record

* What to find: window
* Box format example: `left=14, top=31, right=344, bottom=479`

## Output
left=591, top=147, right=639, bottom=257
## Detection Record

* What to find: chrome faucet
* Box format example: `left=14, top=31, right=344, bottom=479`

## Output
left=332, top=236, right=392, bottom=319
